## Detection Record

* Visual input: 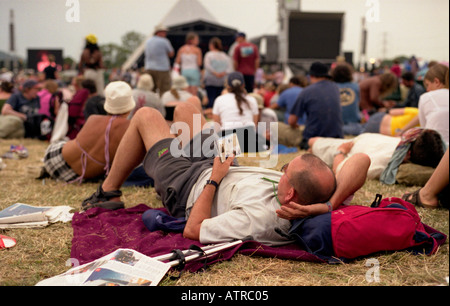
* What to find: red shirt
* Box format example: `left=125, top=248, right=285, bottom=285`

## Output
left=390, top=65, right=401, bottom=78
left=264, top=91, right=275, bottom=108
left=233, top=42, right=259, bottom=76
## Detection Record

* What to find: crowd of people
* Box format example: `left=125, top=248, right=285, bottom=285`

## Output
left=0, top=27, right=449, bottom=246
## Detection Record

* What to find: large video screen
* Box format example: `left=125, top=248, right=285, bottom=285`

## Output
left=288, top=12, right=344, bottom=60
left=27, top=49, right=63, bottom=72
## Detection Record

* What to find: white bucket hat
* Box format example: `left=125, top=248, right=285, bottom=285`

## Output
left=137, top=74, right=154, bottom=91
left=104, top=81, right=136, bottom=115
left=171, top=75, right=189, bottom=90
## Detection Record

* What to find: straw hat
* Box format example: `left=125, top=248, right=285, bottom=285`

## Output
left=248, top=93, right=264, bottom=109
left=171, top=76, right=189, bottom=90
left=137, top=74, right=154, bottom=91
left=154, top=24, right=168, bottom=34
left=104, top=81, right=136, bottom=115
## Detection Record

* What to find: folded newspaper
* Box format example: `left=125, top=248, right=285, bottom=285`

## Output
left=0, top=203, right=73, bottom=229
left=36, top=248, right=171, bottom=286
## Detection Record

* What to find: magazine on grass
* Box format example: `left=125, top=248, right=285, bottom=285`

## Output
left=0, top=203, right=73, bottom=228
left=36, top=248, right=171, bottom=286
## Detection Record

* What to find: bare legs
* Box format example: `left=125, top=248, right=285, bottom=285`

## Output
left=403, top=148, right=449, bottom=208
left=101, top=102, right=208, bottom=194
left=101, top=107, right=174, bottom=193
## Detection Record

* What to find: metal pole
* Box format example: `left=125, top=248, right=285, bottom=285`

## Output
left=151, top=242, right=230, bottom=262
left=166, top=239, right=246, bottom=268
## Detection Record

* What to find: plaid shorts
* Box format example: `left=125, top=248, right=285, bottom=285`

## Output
left=43, top=141, right=79, bottom=182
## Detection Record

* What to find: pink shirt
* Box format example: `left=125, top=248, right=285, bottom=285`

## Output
left=37, top=89, right=52, bottom=118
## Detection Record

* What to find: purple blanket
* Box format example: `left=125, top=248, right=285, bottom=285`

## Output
left=71, top=204, right=323, bottom=272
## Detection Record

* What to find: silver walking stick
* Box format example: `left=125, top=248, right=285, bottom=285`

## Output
left=163, top=236, right=253, bottom=269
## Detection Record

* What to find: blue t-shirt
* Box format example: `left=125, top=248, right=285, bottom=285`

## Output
left=6, top=93, right=40, bottom=117
left=144, top=36, right=174, bottom=71
left=290, top=80, right=343, bottom=141
left=335, top=82, right=361, bottom=124
left=277, top=86, right=306, bottom=125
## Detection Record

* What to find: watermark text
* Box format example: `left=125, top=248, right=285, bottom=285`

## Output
left=65, top=0, right=80, bottom=23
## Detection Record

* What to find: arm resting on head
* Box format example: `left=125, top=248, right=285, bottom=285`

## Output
left=276, top=153, right=371, bottom=219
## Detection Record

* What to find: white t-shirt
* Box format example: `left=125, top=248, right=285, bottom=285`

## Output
left=186, top=166, right=292, bottom=246
left=311, top=133, right=401, bottom=180
left=212, top=93, right=259, bottom=130
left=418, top=88, right=449, bottom=146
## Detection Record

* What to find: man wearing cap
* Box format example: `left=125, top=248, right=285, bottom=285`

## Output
left=232, top=32, right=260, bottom=94
left=0, top=79, right=41, bottom=138
left=41, top=81, right=135, bottom=183
left=288, top=62, right=344, bottom=150
left=144, top=24, right=175, bottom=97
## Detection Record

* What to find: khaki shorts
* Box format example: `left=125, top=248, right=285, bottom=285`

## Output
left=0, top=115, right=25, bottom=139
left=277, top=122, right=303, bottom=147
left=143, top=132, right=217, bottom=218
left=146, top=70, right=171, bottom=97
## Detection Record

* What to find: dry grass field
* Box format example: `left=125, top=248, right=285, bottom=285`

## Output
left=0, top=138, right=448, bottom=286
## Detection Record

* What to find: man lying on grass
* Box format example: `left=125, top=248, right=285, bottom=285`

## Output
left=81, top=102, right=370, bottom=246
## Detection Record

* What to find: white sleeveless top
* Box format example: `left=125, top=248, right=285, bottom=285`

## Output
left=181, top=53, right=198, bottom=70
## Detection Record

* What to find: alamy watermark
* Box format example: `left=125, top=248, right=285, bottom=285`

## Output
left=169, top=116, right=279, bottom=169
left=365, top=258, right=381, bottom=283
left=65, top=256, right=381, bottom=284
left=65, top=0, right=80, bottom=23
left=365, top=0, right=380, bottom=23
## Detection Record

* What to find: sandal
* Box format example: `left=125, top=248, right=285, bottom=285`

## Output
left=81, top=185, right=124, bottom=211
left=0, top=235, right=16, bottom=250
left=402, top=189, right=439, bottom=209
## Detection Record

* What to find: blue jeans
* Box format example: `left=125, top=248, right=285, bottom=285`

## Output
left=343, top=122, right=364, bottom=136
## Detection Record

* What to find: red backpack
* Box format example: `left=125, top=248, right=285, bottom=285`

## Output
left=331, top=195, right=446, bottom=260
left=287, top=195, right=447, bottom=262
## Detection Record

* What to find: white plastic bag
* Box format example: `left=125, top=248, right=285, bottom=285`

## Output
left=50, top=102, right=69, bottom=143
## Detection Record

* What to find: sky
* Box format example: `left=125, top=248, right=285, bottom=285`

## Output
left=0, top=0, right=449, bottom=64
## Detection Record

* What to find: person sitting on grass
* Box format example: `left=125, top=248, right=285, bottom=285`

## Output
left=41, top=81, right=135, bottom=183
left=402, top=148, right=449, bottom=209
left=287, top=62, right=344, bottom=150
left=1, top=79, right=41, bottom=139
left=397, top=63, right=449, bottom=146
left=81, top=100, right=371, bottom=246
left=361, top=107, right=420, bottom=136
